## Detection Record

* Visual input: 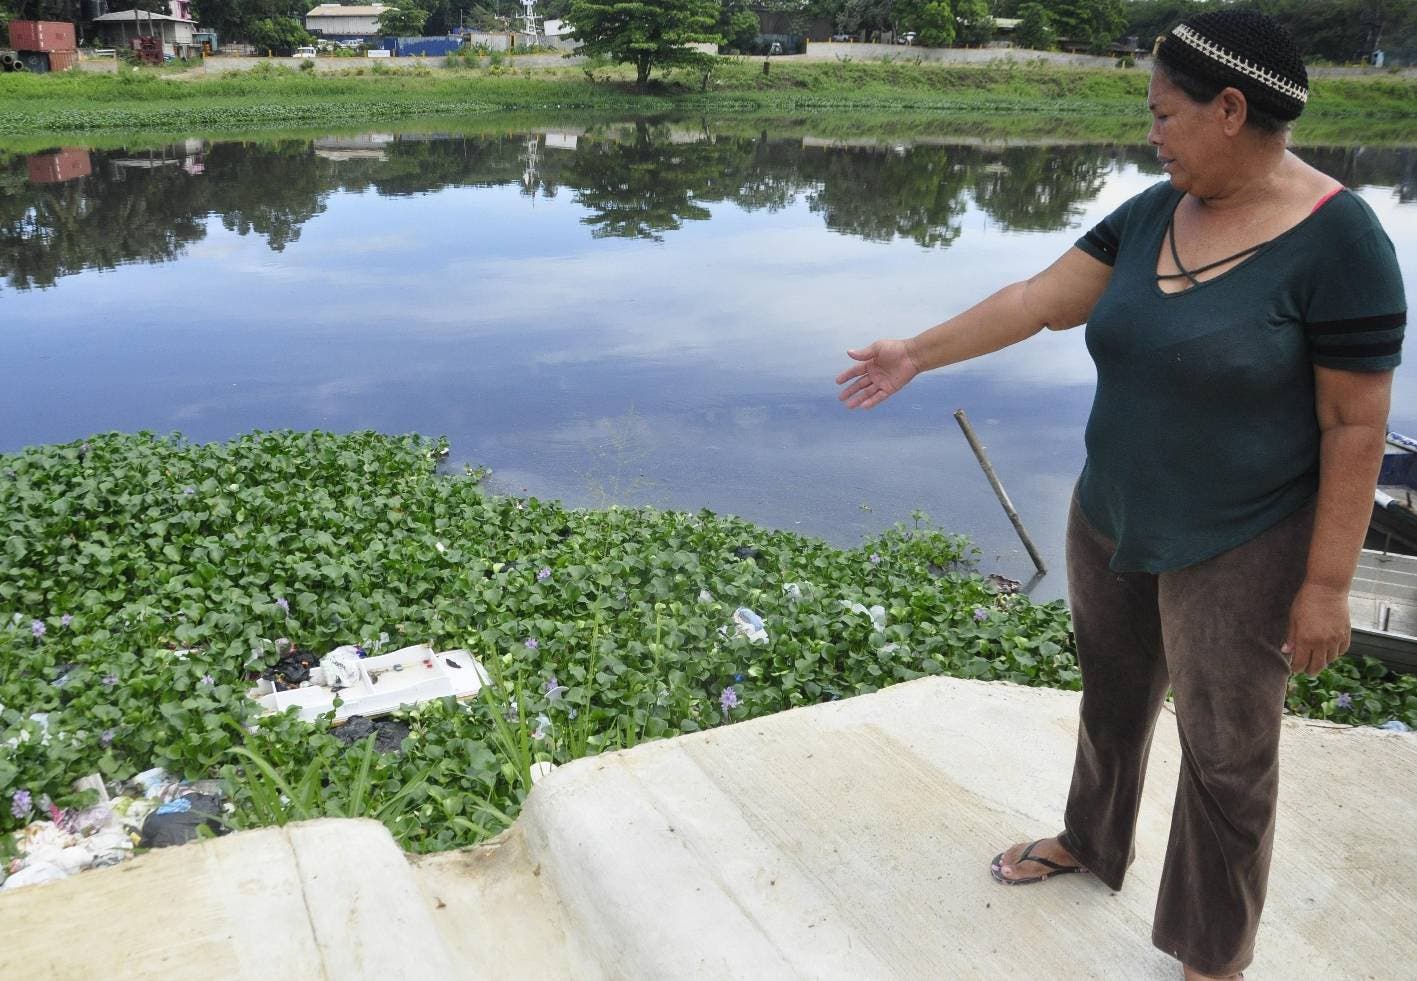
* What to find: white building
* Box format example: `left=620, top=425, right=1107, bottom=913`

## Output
left=305, top=4, right=388, bottom=39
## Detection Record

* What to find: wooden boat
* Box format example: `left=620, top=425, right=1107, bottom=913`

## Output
left=1367, top=431, right=1417, bottom=555
left=1348, top=548, right=1417, bottom=675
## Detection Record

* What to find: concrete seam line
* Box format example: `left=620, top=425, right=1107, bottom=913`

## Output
left=283, top=826, right=333, bottom=980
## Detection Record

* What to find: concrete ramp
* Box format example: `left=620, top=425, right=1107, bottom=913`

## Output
left=3, top=677, right=1414, bottom=979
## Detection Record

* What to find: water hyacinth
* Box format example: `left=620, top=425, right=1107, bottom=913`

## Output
left=31, top=619, right=46, bottom=638
left=182, top=486, right=196, bottom=496
left=524, top=637, right=539, bottom=650
left=1337, top=692, right=1354, bottom=709
left=973, top=607, right=990, bottom=622
left=201, top=674, right=215, bottom=687
left=275, top=597, right=290, bottom=615
left=11, top=790, right=31, bottom=820
left=102, top=673, right=118, bottom=688
left=61, top=613, right=73, bottom=627
left=537, top=567, right=552, bottom=582
left=720, top=686, right=739, bottom=712
left=868, top=553, right=881, bottom=565
left=99, top=728, right=115, bottom=748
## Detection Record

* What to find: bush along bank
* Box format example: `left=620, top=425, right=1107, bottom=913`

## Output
left=2, top=431, right=1413, bottom=865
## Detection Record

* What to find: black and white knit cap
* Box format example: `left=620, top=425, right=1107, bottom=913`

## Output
left=1154, top=10, right=1309, bottom=121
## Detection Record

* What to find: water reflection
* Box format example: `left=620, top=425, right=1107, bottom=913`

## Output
left=5, top=125, right=1415, bottom=293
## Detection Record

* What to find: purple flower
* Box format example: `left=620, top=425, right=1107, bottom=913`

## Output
left=60, top=613, right=73, bottom=627
left=275, top=597, right=289, bottom=615
left=868, top=553, right=881, bottom=565
left=182, top=486, right=196, bottom=496
left=543, top=674, right=560, bottom=692
left=720, top=686, right=739, bottom=712
left=734, top=673, right=744, bottom=682
left=200, top=673, right=214, bottom=686
left=102, top=673, right=118, bottom=688
left=536, top=567, right=552, bottom=582
left=31, top=619, right=46, bottom=638
left=99, top=728, right=115, bottom=748
left=1337, top=692, right=1354, bottom=710
left=973, top=607, right=989, bottom=622
left=524, top=637, right=540, bottom=650
left=10, top=790, right=31, bottom=820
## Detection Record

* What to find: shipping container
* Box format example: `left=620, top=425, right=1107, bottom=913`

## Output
left=7, top=20, right=77, bottom=54
left=27, top=149, right=92, bottom=185
left=46, top=49, right=78, bottom=72
left=384, top=36, right=463, bottom=57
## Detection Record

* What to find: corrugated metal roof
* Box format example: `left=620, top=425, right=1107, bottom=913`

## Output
left=93, top=11, right=193, bottom=22
left=306, top=4, right=388, bottom=15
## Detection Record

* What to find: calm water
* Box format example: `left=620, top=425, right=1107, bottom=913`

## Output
left=3, top=123, right=1415, bottom=601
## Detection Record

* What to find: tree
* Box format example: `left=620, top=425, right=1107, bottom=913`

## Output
left=247, top=15, right=313, bottom=52
left=189, top=1, right=311, bottom=43
left=1050, top=0, right=1124, bottom=52
left=717, top=0, right=761, bottom=53
left=1013, top=1, right=1054, bottom=50
left=568, top=0, right=721, bottom=89
left=378, top=0, right=431, bottom=36
left=898, top=0, right=955, bottom=47
left=954, top=0, right=993, bottom=46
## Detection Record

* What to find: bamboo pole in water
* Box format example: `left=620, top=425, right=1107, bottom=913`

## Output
left=953, top=409, right=1047, bottom=575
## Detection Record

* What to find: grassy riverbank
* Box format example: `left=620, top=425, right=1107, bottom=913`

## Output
left=1, top=60, right=1414, bottom=143
left=2, top=431, right=1413, bottom=853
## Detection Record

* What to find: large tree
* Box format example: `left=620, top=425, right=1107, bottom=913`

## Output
left=568, top=0, right=721, bottom=89
left=189, top=1, right=310, bottom=43
left=954, top=0, right=993, bottom=46
left=1013, top=1, right=1054, bottom=50
left=247, top=14, right=313, bottom=51
left=379, top=0, right=432, bottom=35
left=1049, top=0, right=1123, bottom=52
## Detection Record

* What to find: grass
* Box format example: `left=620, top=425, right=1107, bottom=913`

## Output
left=3, top=431, right=1413, bottom=853
left=0, top=59, right=1413, bottom=141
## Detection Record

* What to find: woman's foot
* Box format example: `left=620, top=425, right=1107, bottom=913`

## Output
left=1182, top=969, right=1242, bottom=981
left=990, top=836, right=1087, bottom=884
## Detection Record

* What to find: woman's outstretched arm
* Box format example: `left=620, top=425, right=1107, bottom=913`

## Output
left=836, top=246, right=1113, bottom=410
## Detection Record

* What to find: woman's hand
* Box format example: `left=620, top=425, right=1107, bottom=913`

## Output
left=1282, top=581, right=1352, bottom=676
left=835, top=340, right=921, bottom=409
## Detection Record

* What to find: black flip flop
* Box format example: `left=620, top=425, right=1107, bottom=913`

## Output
left=990, top=839, right=1089, bottom=885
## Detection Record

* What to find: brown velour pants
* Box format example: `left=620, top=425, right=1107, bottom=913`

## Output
left=1056, top=494, right=1314, bottom=977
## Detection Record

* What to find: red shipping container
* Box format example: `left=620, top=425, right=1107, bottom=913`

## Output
left=27, top=149, right=92, bottom=185
left=7, top=20, right=77, bottom=54
left=46, top=49, right=78, bottom=71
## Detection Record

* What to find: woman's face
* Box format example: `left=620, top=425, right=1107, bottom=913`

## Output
left=1147, top=69, right=1227, bottom=195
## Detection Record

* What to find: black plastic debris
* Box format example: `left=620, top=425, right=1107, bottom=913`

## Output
left=139, top=793, right=224, bottom=848
left=264, top=649, right=314, bottom=690
left=733, top=546, right=761, bottom=560
left=332, top=715, right=410, bottom=754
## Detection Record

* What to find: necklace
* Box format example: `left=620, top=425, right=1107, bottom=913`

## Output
left=1159, top=214, right=1270, bottom=288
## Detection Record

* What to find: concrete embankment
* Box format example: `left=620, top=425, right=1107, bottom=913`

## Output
left=2, top=676, right=1413, bottom=979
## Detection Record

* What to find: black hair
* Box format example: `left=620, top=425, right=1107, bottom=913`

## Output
left=1154, top=59, right=1289, bottom=135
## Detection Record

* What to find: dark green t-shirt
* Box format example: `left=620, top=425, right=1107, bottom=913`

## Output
left=1073, top=182, right=1406, bottom=573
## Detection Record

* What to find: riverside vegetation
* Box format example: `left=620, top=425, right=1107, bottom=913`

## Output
left=3, top=432, right=1413, bottom=853
left=1, top=59, right=1415, bottom=138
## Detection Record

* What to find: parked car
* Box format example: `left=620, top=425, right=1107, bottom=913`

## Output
left=830, top=33, right=854, bottom=42
left=896, top=32, right=916, bottom=45
left=291, top=45, right=317, bottom=58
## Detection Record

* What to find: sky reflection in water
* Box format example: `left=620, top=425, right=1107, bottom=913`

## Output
left=2, top=127, right=1414, bottom=601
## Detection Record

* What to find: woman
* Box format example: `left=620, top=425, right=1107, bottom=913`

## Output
left=836, top=11, right=1404, bottom=980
